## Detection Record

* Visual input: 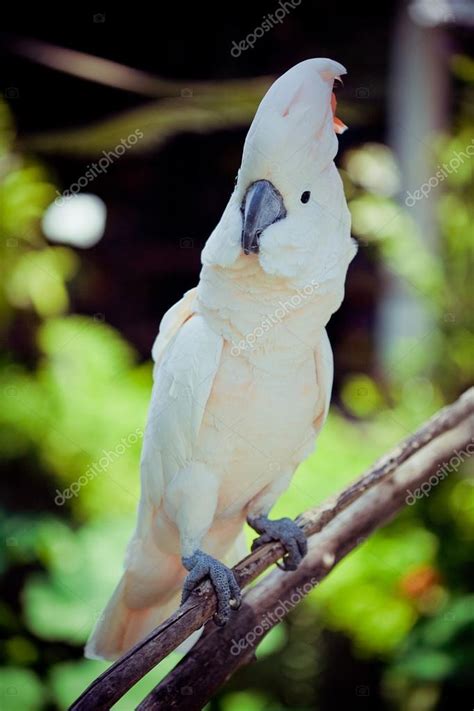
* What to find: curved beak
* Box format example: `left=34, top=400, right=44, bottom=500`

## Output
left=241, top=179, right=286, bottom=255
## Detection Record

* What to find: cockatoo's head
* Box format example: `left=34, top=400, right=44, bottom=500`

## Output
left=202, top=58, right=356, bottom=290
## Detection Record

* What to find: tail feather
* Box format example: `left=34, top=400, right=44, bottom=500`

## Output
left=86, top=528, right=249, bottom=661
left=85, top=536, right=184, bottom=662
left=85, top=574, right=182, bottom=661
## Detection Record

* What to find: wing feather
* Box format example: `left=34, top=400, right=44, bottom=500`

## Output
left=313, top=328, right=334, bottom=433
left=151, top=287, right=197, bottom=373
left=140, top=305, right=223, bottom=512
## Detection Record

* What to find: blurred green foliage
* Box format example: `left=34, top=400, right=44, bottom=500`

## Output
left=0, top=58, right=473, bottom=711
left=23, top=78, right=274, bottom=157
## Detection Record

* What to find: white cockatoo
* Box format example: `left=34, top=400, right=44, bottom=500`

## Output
left=86, top=57, right=356, bottom=661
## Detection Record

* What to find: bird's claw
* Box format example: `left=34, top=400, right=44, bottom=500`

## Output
left=181, top=550, right=241, bottom=625
left=247, top=515, right=307, bottom=571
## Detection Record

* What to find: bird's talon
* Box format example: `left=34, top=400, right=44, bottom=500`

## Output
left=248, top=515, right=307, bottom=571
left=213, top=612, right=228, bottom=627
left=181, top=550, right=240, bottom=625
left=230, top=596, right=241, bottom=610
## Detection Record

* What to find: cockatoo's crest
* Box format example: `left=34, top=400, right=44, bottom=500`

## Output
left=202, top=57, right=356, bottom=291
left=240, top=58, right=347, bottom=184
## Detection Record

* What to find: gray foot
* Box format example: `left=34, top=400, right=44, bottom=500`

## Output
left=181, top=550, right=241, bottom=625
left=247, top=515, right=307, bottom=571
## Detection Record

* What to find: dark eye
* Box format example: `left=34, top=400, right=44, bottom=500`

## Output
left=301, top=191, right=311, bottom=204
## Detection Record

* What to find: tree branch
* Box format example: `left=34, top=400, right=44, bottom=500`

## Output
left=70, top=388, right=474, bottom=711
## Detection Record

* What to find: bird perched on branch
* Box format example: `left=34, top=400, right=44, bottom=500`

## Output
left=86, top=57, right=356, bottom=661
